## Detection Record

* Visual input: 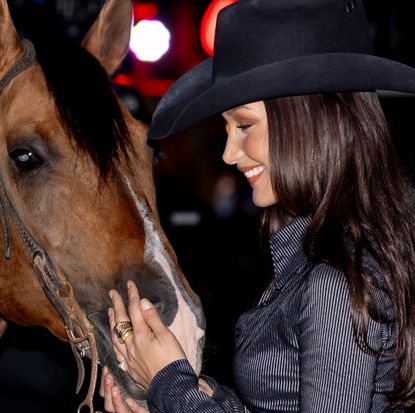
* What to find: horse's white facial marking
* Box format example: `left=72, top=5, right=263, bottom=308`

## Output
left=152, top=248, right=204, bottom=372
left=124, top=176, right=204, bottom=373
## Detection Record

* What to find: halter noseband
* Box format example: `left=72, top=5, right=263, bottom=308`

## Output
left=0, top=39, right=101, bottom=413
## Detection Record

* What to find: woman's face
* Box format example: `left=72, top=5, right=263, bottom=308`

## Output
left=222, top=100, right=277, bottom=207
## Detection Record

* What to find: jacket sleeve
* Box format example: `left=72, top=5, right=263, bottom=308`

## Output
left=147, top=359, right=250, bottom=412
left=297, top=264, right=394, bottom=412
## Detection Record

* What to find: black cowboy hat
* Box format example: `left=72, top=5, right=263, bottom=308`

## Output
left=148, top=0, right=415, bottom=141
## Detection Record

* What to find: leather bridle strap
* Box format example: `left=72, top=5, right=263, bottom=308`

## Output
left=0, top=39, right=36, bottom=259
left=0, top=39, right=36, bottom=94
left=0, top=179, right=100, bottom=413
left=0, top=40, right=100, bottom=413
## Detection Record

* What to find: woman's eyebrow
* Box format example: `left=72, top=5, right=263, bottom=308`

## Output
left=225, top=105, right=255, bottom=115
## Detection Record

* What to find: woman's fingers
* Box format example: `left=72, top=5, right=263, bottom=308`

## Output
left=125, top=398, right=150, bottom=413
left=99, top=365, right=109, bottom=397
left=127, top=281, right=147, bottom=331
left=102, top=368, right=116, bottom=412
left=140, top=299, right=168, bottom=336
left=107, top=308, right=127, bottom=363
left=101, top=367, right=144, bottom=413
left=105, top=284, right=188, bottom=391
left=109, top=386, right=132, bottom=413
left=108, top=307, right=129, bottom=359
left=109, top=289, right=130, bottom=324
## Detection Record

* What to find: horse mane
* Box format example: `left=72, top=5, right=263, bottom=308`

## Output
left=34, top=37, right=133, bottom=181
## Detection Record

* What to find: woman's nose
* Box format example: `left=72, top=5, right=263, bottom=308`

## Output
left=222, top=135, right=243, bottom=165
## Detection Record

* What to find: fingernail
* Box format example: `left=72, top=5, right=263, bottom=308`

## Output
left=109, top=290, right=114, bottom=299
left=141, top=298, right=153, bottom=311
left=127, top=280, right=132, bottom=289
left=108, top=307, right=113, bottom=317
left=103, top=365, right=108, bottom=374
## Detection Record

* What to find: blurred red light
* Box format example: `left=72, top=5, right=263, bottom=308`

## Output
left=114, top=74, right=134, bottom=87
left=133, top=2, right=158, bottom=21
left=114, top=74, right=173, bottom=97
left=137, top=79, right=174, bottom=97
left=200, top=0, right=237, bottom=56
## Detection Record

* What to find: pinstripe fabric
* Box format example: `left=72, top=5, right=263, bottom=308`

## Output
left=147, top=216, right=401, bottom=412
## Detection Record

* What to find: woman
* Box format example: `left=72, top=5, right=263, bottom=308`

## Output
left=102, top=0, right=415, bottom=411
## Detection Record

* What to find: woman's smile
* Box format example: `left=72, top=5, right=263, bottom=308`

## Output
left=238, top=164, right=266, bottom=185
left=222, top=101, right=277, bottom=207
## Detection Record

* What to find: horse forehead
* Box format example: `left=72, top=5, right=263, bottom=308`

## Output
left=0, top=64, right=57, bottom=125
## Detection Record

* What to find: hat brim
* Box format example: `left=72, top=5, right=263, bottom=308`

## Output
left=148, top=53, right=415, bottom=140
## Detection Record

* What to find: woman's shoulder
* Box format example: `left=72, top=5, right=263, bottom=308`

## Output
left=302, top=261, right=347, bottom=297
left=290, top=262, right=349, bottom=323
left=299, top=258, right=394, bottom=323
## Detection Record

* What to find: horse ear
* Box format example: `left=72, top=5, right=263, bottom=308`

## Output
left=0, top=0, right=24, bottom=74
left=81, top=0, right=132, bottom=75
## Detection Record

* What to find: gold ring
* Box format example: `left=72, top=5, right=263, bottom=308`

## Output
left=119, top=327, right=133, bottom=344
left=113, top=321, right=133, bottom=344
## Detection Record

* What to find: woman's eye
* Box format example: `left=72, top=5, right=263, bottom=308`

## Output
left=10, top=148, right=43, bottom=172
left=236, top=124, right=253, bottom=130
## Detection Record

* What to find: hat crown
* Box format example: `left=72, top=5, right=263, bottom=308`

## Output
left=213, top=0, right=373, bottom=81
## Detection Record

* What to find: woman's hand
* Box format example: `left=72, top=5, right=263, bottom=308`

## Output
left=108, top=281, right=187, bottom=390
left=0, top=317, right=7, bottom=338
left=100, top=366, right=149, bottom=413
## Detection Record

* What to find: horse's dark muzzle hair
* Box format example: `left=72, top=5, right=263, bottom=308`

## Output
left=81, top=264, right=180, bottom=402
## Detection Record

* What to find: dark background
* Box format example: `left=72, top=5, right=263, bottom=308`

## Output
left=1, top=1, right=415, bottom=412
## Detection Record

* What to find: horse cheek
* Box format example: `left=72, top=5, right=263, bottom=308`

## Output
left=0, top=253, right=66, bottom=340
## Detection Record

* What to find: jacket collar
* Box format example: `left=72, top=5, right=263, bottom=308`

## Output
left=269, top=215, right=311, bottom=290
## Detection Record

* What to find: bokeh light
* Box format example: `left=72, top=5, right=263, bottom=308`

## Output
left=130, top=20, right=171, bottom=62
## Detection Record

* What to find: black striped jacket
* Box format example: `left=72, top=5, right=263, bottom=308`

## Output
left=148, top=216, right=401, bottom=412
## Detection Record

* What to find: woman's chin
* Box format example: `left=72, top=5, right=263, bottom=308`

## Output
left=252, top=194, right=278, bottom=208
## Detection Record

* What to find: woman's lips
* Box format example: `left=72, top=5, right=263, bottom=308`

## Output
left=239, top=165, right=265, bottom=186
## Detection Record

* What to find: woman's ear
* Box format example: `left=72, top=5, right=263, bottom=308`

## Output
left=81, top=0, right=132, bottom=75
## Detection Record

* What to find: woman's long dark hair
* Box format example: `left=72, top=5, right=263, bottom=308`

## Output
left=262, top=92, right=415, bottom=407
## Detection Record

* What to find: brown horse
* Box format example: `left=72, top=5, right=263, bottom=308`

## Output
left=0, top=0, right=205, bottom=411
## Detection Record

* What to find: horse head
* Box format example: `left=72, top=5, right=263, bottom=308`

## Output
left=0, top=0, right=205, bottom=410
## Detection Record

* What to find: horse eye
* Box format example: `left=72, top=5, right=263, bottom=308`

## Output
left=9, top=148, right=43, bottom=172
